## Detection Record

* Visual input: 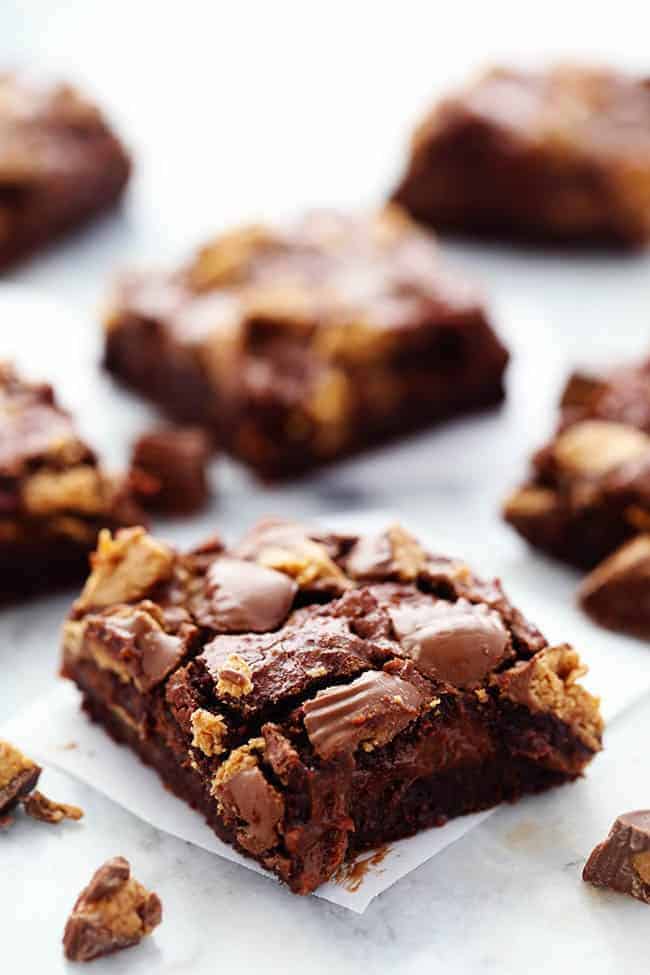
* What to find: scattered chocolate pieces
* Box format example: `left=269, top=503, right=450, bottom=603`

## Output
left=583, top=811, right=650, bottom=903
left=63, top=856, right=162, bottom=962
left=131, top=426, right=212, bottom=515
left=22, top=790, right=83, bottom=824
left=0, top=739, right=41, bottom=819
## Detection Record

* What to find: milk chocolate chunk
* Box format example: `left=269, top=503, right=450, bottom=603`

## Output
left=0, top=739, right=41, bottom=817
left=583, top=812, right=650, bottom=903
left=62, top=857, right=162, bottom=962
left=192, top=557, right=297, bottom=633
left=303, top=670, right=423, bottom=759
left=236, top=519, right=350, bottom=595
left=389, top=597, right=509, bottom=688
left=579, top=535, right=650, bottom=637
left=83, top=602, right=196, bottom=692
left=344, top=524, right=426, bottom=582
left=213, top=748, right=285, bottom=854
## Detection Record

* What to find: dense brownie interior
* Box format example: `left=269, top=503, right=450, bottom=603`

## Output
left=62, top=518, right=603, bottom=894
left=104, top=207, right=509, bottom=479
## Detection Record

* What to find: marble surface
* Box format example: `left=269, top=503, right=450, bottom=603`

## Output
left=3, top=3, right=650, bottom=971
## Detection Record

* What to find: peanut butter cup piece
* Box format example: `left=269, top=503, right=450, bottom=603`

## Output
left=584, top=811, right=650, bottom=903
left=63, top=856, right=162, bottom=962
left=389, top=597, right=510, bottom=688
left=0, top=739, right=41, bottom=820
left=303, top=669, right=423, bottom=759
left=579, top=535, right=650, bottom=637
left=192, top=556, right=297, bottom=633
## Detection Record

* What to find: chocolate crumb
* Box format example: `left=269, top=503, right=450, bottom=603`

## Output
left=0, top=739, right=41, bottom=818
left=63, top=856, right=162, bottom=962
left=22, top=790, right=84, bottom=824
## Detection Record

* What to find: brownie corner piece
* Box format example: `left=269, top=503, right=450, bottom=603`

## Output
left=0, top=362, right=145, bottom=600
left=393, top=64, right=650, bottom=246
left=62, top=517, right=603, bottom=895
left=0, top=72, right=130, bottom=268
left=103, top=207, right=508, bottom=479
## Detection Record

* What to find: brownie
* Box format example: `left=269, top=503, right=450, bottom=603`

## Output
left=103, top=207, right=509, bottom=480
left=61, top=518, right=603, bottom=895
left=130, top=426, right=211, bottom=515
left=393, top=65, right=650, bottom=247
left=504, top=360, right=650, bottom=569
left=0, top=363, right=143, bottom=599
left=0, top=73, right=130, bottom=268
left=579, top=535, right=650, bottom=638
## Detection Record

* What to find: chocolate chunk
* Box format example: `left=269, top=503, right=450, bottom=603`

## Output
left=63, top=857, right=162, bottom=962
left=84, top=602, right=196, bottom=692
left=344, top=524, right=426, bottom=582
left=579, top=535, right=650, bottom=637
left=213, top=750, right=285, bottom=855
left=21, top=790, right=83, bottom=824
left=0, top=739, right=41, bottom=816
left=192, top=556, right=297, bottom=633
left=583, top=812, right=650, bottom=903
left=389, top=597, right=509, bottom=688
left=303, top=669, right=423, bottom=759
left=235, top=519, right=351, bottom=595
left=131, top=426, right=212, bottom=514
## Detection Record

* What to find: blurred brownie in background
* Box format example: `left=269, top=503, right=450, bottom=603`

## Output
left=504, top=358, right=650, bottom=570
left=0, top=73, right=130, bottom=268
left=104, top=206, right=508, bottom=480
left=130, top=426, right=211, bottom=515
left=0, top=363, right=143, bottom=599
left=393, top=66, right=650, bottom=247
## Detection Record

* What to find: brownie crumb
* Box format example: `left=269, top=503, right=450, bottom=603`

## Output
left=22, top=790, right=84, bottom=824
left=63, top=856, right=162, bottom=962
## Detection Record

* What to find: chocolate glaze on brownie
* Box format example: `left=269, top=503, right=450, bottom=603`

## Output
left=62, top=519, right=603, bottom=895
left=104, top=207, right=509, bottom=479
left=393, top=65, right=650, bottom=247
left=0, top=363, right=143, bottom=599
left=0, top=73, right=130, bottom=268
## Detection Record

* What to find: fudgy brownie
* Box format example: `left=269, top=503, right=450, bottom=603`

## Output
left=61, top=518, right=603, bottom=895
left=393, top=65, right=650, bottom=247
left=504, top=361, right=650, bottom=569
left=0, top=363, right=143, bottom=599
left=0, top=73, right=130, bottom=268
left=104, top=207, right=509, bottom=480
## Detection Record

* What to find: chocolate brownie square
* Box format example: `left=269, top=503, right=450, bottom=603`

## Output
left=393, top=66, right=650, bottom=246
left=104, top=207, right=508, bottom=479
left=0, top=73, right=130, bottom=268
left=62, top=518, right=602, bottom=895
left=0, top=363, right=143, bottom=599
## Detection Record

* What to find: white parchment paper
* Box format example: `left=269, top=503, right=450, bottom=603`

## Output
left=2, top=511, right=650, bottom=913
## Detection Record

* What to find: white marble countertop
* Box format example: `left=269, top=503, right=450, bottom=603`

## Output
left=3, top=3, right=650, bottom=971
